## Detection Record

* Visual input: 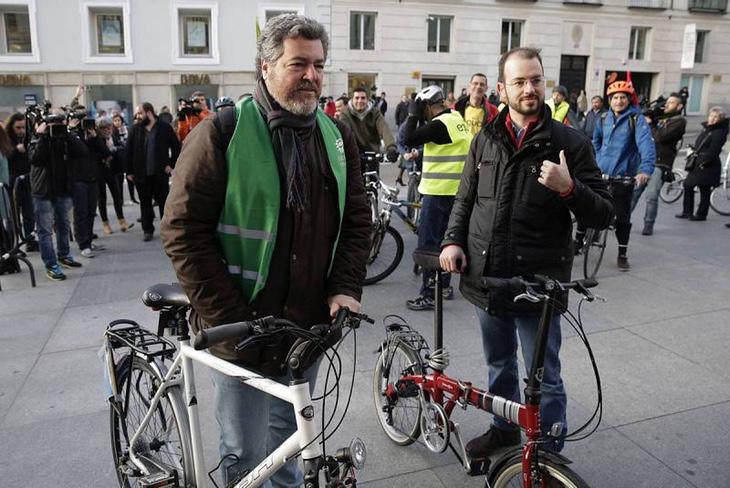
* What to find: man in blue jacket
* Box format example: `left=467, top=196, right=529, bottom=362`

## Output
left=591, top=80, right=655, bottom=270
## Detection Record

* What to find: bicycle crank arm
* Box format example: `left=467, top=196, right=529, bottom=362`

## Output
left=452, top=421, right=490, bottom=476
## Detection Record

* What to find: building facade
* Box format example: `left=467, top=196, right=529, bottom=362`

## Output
left=0, top=0, right=727, bottom=121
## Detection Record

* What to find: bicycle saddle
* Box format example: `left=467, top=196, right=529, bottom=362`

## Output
left=142, top=283, right=191, bottom=309
left=412, top=249, right=443, bottom=271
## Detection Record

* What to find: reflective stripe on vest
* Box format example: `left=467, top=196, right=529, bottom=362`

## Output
left=217, top=97, right=347, bottom=303
left=418, top=110, right=471, bottom=196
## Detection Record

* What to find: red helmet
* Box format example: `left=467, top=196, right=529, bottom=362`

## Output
left=606, top=80, right=634, bottom=97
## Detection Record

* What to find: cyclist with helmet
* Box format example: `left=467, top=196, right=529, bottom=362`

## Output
left=402, top=85, right=471, bottom=310
left=591, top=80, right=655, bottom=271
left=214, top=96, right=235, bottom=111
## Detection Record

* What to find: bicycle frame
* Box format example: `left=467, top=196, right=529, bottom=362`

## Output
left=123, top=337, right=320, bottom=488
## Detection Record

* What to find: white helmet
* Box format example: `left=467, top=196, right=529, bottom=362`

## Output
left=415, top=85, right=445, bottom=105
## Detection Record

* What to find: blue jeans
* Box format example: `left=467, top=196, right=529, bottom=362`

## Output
left=417, top=195, right=454, bottom=297
left=32, top=196, right=72, bottom=269
left=475, top=307, right=567, bottom=451
left=631, top=166, right=663, bottom=224
left=212, top=363, right=319, bottom=488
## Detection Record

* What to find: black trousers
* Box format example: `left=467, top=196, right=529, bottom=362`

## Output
left=73, top=180, right=98, bottom=250
left=682, top=184, right=712, bottom=218
left=136, top=174, right=169, bottom=234
left=98, top=169, right=125, bottom=222
left=9, top=175, right=35, bottom=240
left=611, top=183, right=633, bottom=247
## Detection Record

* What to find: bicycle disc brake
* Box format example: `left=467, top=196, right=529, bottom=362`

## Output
left=420, top=401, right=450, bottom=453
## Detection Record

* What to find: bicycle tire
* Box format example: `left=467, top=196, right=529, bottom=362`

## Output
left=363, top=225, right=404, bottom=286
left=583, top=228, right=607, bottom=280
left=489, top=453, right=590, bottom=488
left=406, top=176, right=421, bottom=224
left=372, top=340, right=423, bottom=446
left=659, top=170, right=685, bottom=204
left=710, top=182, right=730, bottom=216
left=110, top=354, right=193, bottom=488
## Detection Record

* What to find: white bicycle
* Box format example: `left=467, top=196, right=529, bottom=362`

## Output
left=102, top=283, right=370, bottom=488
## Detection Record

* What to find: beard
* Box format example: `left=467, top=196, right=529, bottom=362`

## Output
left=266, top=69, right=320, bottom=116
left=136, top=116, right=149, bottom=126
left=506, top=92, right=543, bottom=117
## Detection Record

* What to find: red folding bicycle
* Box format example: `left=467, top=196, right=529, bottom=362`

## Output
left=372, top=250, right=603, bottom=487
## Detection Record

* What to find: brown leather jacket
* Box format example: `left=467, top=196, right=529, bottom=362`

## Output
left=160, top=111, right=371, bottom=375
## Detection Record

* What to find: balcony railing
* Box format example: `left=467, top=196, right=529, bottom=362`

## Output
left=628, top=0, right=668, bottom=8
left=688, top=0, right=728, bottom=11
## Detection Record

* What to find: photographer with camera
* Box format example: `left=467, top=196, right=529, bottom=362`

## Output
left=176, top=91, right=211, bottom=142
left=4, top=112, right=37, bottom=251
left=631, top=93, right=686, bottom=235
left=28, top=108, right=88, bottom=280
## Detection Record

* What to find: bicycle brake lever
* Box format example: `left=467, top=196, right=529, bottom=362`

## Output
left=514, top=292, right=540, bottom=303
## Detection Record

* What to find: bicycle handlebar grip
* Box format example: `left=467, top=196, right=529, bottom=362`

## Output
left=481, top=277, right=525, bottom=292
left=193, top=321, right=253, bottom=350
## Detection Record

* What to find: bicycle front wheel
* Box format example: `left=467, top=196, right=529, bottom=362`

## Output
left=372, top=340, right=423, bottom=445
left=710, top=182, right=730, bottom=216
left=489, top=454, right=589, bottom=488
left=583, top=228, right=607, bottom=280
left=110, top=355, right=193, bottom=487
left=363, top=225, right=404, bottom=286
left=659, top=170, right=685, bottom=204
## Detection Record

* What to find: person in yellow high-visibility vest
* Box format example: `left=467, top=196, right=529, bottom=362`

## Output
left=401, top=85, right=471, bottom=310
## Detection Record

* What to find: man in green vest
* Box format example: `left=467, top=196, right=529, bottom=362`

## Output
left=401, top=85, right=472, bottom=310
left=160, top=15, right=371, bottom=487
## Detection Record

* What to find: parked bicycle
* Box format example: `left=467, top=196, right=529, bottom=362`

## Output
left=659, top=152, right=730, bottom=216
left=362, top=151, right=384, bottom=224
left=103, top=283, right=370, bottom=488
left=372, top=250, right=602, bottom=487
left=363, top=172, right=421, bottom=286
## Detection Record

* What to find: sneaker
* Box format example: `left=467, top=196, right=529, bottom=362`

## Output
left=641, top=223, right=653, bottom=236
left=405, top=295, right=434, bottom=311
left=465, top=427, right=521, bottom=459
left=59, top=256, right=82, bottom=268
left=675, top=213, right=691, bottom=219
left=143, top=233, right=153, bottom=242
left=617, top=256, right=630, bottom=271
left=46, top=265, right=66, bottom=281
left=81, top=248, right=95, bottom=258
left=90, top=242, right=106, bottom=251
left=442, top=286, right=454, bottom=300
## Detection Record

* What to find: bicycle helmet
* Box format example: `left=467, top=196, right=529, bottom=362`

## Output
left=215, top=96, right=235, bottom=111
left=415, top=85, right=445, bottom=105
left=606, top=80, right=634, bottom=97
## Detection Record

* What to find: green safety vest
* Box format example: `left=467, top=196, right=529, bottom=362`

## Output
left=418, top=110, right=471, bottom=196
left=547, top=99, right=570, bottom=123
left=217, top=97, right=347, bottom=303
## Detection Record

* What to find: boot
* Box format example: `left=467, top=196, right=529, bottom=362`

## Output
left=118, top=218, right=134, bottom=232
left=102, top=221, right=113, bottom=235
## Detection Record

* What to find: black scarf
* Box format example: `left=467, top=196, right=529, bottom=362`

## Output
left=254, top=79, right=317, bottom=212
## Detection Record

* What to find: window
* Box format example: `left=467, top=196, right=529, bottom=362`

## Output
left=92, top=9, right=124, bottom=55
left=695, top=30, right=709, bottom=63
left=427, top=15, right=451, bottom=53
left=180, top=10, right=210, bottom=56
left=0, top=7, right=31, bottom=54
left=173, top=3, right=218, bottom=64
left=266, top=10, right=296, bottom=22
left=258, top=4, right=304, bottom=27
left=628, top=26, right=650, bottom=60
left=350, top=12, right=375, bottom=50
left=500, top=20, right=523, bottom=54
left=422, top=76, right=455, bottom=96
left=680, top=74, right=705, bottom=114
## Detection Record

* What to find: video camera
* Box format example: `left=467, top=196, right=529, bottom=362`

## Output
left=66, top=108, right=96, bottom=130
left=177, top=98, right=202, bottom=119
left=642, top=95, right=667, bottom=121
left=24, top=100, right=70, bottom=139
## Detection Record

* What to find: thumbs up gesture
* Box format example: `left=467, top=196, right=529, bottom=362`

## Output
left=538, top=150, right=573, bottom=194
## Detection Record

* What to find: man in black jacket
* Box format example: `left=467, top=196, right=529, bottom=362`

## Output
left=440, top=47, right=613, bottom=457
left=125, top=102, right=180, bottom=241
left=631, top=93, right=686, bottom=235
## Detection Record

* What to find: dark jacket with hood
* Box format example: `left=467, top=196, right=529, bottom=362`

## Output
left=651, top=112, right=686, bottom=169
left=442, top=106, right=614, bottom=314
left=337, top=101, right=396, bottom=154
left=124, top=119, right=180, bottom=182
left=28, top=130, right=88, bottom=199
left=685, top=117, right=729, bottom=188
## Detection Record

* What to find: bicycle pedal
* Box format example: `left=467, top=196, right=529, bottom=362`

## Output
left=466, top=456, right=491, bottom=476
left=137, top=470, right=179, bottom=488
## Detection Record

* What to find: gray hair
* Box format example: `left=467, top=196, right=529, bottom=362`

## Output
left=255, top=14, right=329, bottom=81
left=709, top=106, right=727, bottom=120
left=96, top=116, right=113, bottom=128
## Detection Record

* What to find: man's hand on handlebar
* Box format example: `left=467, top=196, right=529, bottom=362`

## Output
left=327, top=294, right=361, bottom=318
left=440, top=245, right=467, bottom=273
left=635, top=172, right=650, bottom=187
left=385, top=147, right=398, bottom=163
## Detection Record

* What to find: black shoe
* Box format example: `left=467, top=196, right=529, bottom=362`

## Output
left=143, top=233, right=153, bottom=242
left=641, top=224, right=653, bottom=236
left=405, top=295, right=434, bottom=311
left=689, top=215, right=706, bottom=221
left=25, top=240, right=39, bottom=252
left=465, top=427, right=521, bottom=459
left=726, top=223, right=730, bottom=229
left=617, top=256, right=630, bottom=271
left=92, top=233, right=99, bottom=240
left=675, top=213, right=691, bottom=219
left=442, top=286, right=454, bottom=300
left=58, top=256, right=82, bottom=268
left=137, top=217, right=142, bottom=223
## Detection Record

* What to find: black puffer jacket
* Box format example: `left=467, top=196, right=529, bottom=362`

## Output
left=28, top=131, right=88, bottom=198
left=442, top=106, right=614, bottom=314
left=685, top=118, right=729, bottom=188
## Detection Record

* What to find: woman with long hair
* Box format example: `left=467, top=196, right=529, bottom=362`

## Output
left=3, top=113, right=36, bottom=250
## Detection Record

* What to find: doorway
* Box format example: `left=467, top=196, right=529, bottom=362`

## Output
left=559, top=55, right=587, bottom=102
left=347, top=73, right=377, bottom=98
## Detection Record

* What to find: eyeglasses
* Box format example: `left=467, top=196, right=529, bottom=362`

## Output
left=505, top=76, right=545, bottom=89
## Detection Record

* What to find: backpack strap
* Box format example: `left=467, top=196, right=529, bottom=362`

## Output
left=213, top=106, right=237, bottom=152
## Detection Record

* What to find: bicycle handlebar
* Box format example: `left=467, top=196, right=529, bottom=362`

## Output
left=481, top=275, right=598, bottom=299
left=602, top=174, right=636, bottom=185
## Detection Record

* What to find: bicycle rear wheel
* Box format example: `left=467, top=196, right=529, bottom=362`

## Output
left=406, top=175, right=421, bottom=224
left=583, top=228, right=607, bottom=280
left=372, top=341, right=423, bottom=445
left=363, top=225, right=404, bottom=286
left=110, top=354, right=193, bottom=487
left=710, top=181, right=730, bottom=216
left=659, top=170, right=685, bottom=204
left=489, top=453, right=589, bottom=488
